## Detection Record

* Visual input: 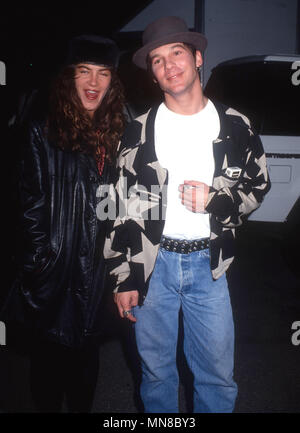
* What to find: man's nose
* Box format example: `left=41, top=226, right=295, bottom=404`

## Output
left=165, top=57, right=175, bottom=70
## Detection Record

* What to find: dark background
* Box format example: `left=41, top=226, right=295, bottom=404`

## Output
left=0, top=2, right=299, bottom=415
left=0, top=2, right=155, bottom=122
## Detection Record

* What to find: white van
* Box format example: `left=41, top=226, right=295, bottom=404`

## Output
left=205, top=54, right=300, bottom=225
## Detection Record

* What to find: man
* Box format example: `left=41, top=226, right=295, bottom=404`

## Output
left=104, top=16, right=270, bottom=413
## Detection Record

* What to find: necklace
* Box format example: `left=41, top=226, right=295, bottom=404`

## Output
left=95, top=130, right=106, bottom=176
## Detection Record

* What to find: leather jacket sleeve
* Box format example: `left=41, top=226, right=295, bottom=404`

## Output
left=19, top=122, right=53, bottom=276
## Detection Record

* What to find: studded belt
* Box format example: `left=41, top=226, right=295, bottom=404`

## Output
left=160, top=236, right=210, bottom=254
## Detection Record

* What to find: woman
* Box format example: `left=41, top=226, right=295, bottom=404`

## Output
left=8, top=35, right=125, bottom=412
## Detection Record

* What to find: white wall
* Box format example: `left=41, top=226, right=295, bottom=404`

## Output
left=204, top=0, right=298, bottom=83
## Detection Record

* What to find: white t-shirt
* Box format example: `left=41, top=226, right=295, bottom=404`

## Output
left=154, top=99, right=220, bottom=239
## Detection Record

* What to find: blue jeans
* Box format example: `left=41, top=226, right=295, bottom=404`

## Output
left=133, top=247, right=238, bottom=413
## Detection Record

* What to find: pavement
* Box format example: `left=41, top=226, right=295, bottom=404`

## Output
left=0, top=221, right=300, bottom=414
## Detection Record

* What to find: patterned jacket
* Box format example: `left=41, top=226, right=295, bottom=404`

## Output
left=101, top=101, right=270, bottom=305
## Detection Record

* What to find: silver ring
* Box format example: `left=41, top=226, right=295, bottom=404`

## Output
left=123, top=310, right=131, bottom=317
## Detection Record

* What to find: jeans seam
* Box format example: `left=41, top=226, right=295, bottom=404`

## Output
left=179, top=254, right=183, bottom=293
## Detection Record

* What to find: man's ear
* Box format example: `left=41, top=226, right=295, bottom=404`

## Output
left=195, top=50, right=203, bottom=69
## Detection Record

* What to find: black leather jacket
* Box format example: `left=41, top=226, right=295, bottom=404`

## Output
left=16, top=120, right=111, bottom=348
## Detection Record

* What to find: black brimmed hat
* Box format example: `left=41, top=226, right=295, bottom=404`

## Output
left=133, top=16, right=207, bottom=70
left=65, top=35, right=120, bottom=68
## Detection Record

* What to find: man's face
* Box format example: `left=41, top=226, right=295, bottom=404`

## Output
left=149, top=43, right=202, bottom=98
left=74, top=63, right=112, bottom=117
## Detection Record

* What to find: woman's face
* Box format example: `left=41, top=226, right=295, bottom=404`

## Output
left=74, top=63, right=112, bottom=117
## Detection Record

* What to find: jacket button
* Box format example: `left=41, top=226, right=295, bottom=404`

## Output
left=89, top=175, right=97, bottom=183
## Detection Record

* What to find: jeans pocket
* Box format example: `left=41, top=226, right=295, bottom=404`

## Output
left=199, top=248, right=210, bottom=259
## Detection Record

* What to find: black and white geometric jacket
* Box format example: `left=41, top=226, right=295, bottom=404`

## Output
left=101, top=101, right=271, bottom=305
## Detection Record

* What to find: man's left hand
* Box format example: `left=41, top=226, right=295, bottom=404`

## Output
left=179, top=180, right=209, bottom=213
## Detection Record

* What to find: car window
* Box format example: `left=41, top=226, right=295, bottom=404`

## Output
left=260, top=62, right=299, bottom=136
left=205, top=60, right=300, bottom=136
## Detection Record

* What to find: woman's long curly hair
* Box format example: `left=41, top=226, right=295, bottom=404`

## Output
left=47, top=64, right=126, bottom=163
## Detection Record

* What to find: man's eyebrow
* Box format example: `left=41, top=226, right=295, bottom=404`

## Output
left=170, top=43, right=186, bottom=50
left=149, top=52, right=160, bottom=61
left=150, top=43, right=187, bottom=60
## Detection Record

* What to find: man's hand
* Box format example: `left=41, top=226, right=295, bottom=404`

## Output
left=114, top=290, right=139, bottom=322
left=179, top=180, right=209, bottom=213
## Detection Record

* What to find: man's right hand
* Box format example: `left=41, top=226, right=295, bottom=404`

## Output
left=114, top=290, right=139, bottom=322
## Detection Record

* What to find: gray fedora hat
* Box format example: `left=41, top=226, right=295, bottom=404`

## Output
left=133, top=16, right=207, bottom=70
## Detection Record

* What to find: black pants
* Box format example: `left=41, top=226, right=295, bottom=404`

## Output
left=29, top=339, right=100, bottom=413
